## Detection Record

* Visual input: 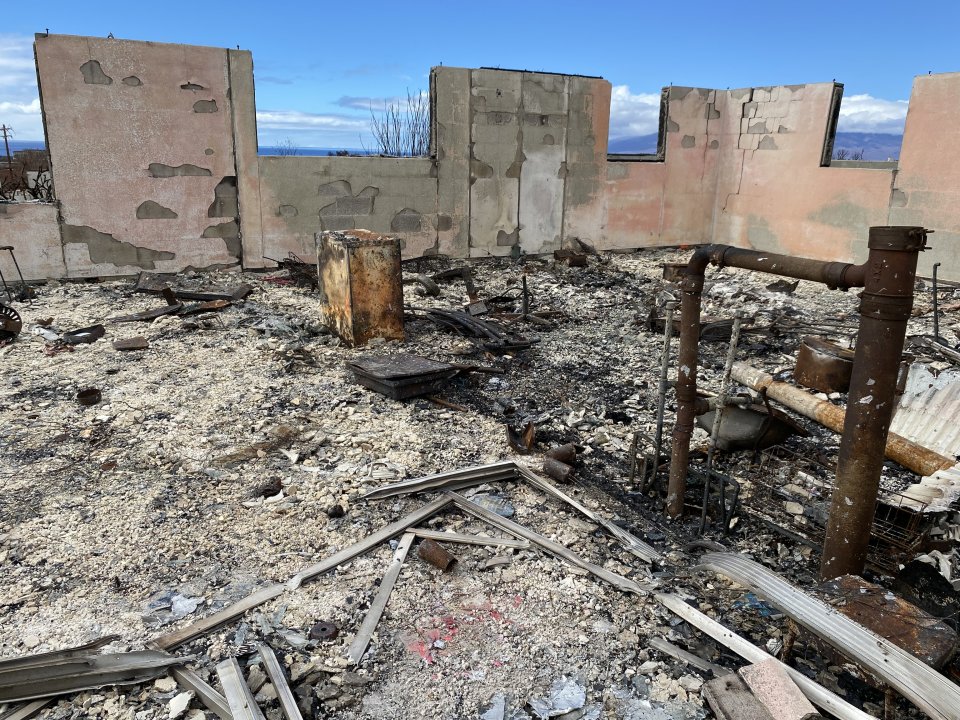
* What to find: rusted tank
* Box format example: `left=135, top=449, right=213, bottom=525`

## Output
left=316, top=230, right=405, bottom=347
left=794, top=336, right=855, bottom=393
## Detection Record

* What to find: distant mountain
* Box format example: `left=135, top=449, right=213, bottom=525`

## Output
left=608, top=133, right=659, bottom=154
left=607, top=131, right=903, bottom=161
left=830, top=132, right=902, bottom=161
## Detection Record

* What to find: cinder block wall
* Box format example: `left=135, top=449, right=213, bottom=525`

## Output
left=6, top=34, right=960, bottom=281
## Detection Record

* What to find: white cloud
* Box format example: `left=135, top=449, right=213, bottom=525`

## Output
left=0, top=34, right=44, bottom=140
left=608, top=85, right=662, bottom=140
left=255, top=109, right=373, bottom=147
left=837, top=93, right=908, bottom=134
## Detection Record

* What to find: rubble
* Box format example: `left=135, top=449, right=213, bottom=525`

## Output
left=1, top=250, right=958, bottom=719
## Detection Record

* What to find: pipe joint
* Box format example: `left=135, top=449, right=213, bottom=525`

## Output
left=867, top=226, right=929, bottom=252
left=858, top=291, right=914, bottom=322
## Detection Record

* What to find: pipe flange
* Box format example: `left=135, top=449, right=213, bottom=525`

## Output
left=859, top=291, right=914, bottom=321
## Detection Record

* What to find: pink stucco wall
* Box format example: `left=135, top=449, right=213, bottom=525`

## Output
left=0, top=203, right=65, bottom=280
left=35, top=34, right=245, bottom=277
left=19, top=34, right=960, bottom=281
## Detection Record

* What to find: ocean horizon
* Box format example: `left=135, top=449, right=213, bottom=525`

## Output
left=4, top=140, right=379, bottom=157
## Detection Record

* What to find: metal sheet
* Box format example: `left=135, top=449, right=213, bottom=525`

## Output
left=890, top=363, right=960, bottom=459
left=657, top=593, right=874, bottom=720
left=698, top=552, right=960, bottom=720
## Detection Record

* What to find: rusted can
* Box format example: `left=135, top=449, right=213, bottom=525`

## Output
left=794, top=336, right=855, bottom=393
left=316, top=230, right=405, bottom=347
left=543, top=457, right=573, bottom=483
left=417, top=538, right=457, bottom=571
left=544, top=443, right=576, bottom=464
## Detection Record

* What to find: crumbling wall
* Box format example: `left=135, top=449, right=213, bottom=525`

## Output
left=888, top=72, right=960, bottom=277
left=258, top=156, right=439, bottom=259
left=34, top=34, right=248, bottom=277
left=709, top=83, right=893, bottom=265
left=22, top=33, right=960, bottom=279
left=0, top=203, right=65, bottom=280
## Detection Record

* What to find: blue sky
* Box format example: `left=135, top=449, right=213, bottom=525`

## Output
left=3, top=1, right=958, bottom=147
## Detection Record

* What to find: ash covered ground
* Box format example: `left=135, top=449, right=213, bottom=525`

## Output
left=1, top=248, right=955, bottom=719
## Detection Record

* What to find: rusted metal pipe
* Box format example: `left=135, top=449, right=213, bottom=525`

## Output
left=417, top=538, right=457, bottom=571
left=667, top=238, right=901, bottom=519
left=821, top=226, right=928, bottom=579
left=651, top=301, right=677, bottom=492
left=731, top=362, right=954, bottom=477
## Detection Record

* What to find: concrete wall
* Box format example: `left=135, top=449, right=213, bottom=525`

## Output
left=35, top=34, right=247, bottom=277
left=15, top=33, right=960, bottom=282
left=258, top=156, right=438, bottom=260
left=888, top=72, right=960, bottom=275
left=0, top=203, right=65, bottom=280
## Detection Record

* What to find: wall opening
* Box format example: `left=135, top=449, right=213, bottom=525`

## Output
left=821, top=83, right=904, bottom=168
left=607, top=88, right=668, bottom=163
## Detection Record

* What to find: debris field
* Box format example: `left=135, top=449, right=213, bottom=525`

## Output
left=1, top=246, right=959, bottom=720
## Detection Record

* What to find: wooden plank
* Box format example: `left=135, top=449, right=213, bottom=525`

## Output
left=151, top=584, right=285, bottom=651
left=447, top=492, right=651, bottom=595
left=345, top=533, right=416, bottom=665
left=287, top=495, right=452, bottom=589
left=703, top=674, right=776, bottom=720
left=257, top=644, right=303, bottom=720
left=0, top=700, right=51, bottom=720
left=216, top=658, right=266, bottom=720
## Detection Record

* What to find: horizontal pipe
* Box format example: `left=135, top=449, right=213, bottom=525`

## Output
left=731, top=361, right=954, bottom=477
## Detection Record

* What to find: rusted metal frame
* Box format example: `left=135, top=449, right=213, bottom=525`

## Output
left=650, top=301, right=678, bottom=491
left=447, top=492, right=652, bottom=595
left=345, top=532, right=416, bottom=665
left=698, top=552, right=960, bottom=720
left=169, top=667, right=233, bottom=720
left=732, top=362, right=953, bottom=476
left=257, top=643, right=303, bottom=720
left=932, top=262, right=942, bottom=342
left=0, top=651, right=191, bottom=703
left=656, top=593, right=874, bottom=720
left=822, top=227, right=927, bottom=578
left=514, top=465, right=662, bottom=564
left=287, top=495, right=454, bottom=589
left=701, top=312, right=744, bottom=533
left=667, top=244, right=865, bottom=518
left=151, top=584, right=285, bottom=651
left=648, top=637, right=726, bottom=676
left=411, top=528, right=530, bottom=549
left=216, top=658, right=266, bottom=720
left=362, top=461, right=518, bottom=501
left=0, top=701, right=51, bottom=720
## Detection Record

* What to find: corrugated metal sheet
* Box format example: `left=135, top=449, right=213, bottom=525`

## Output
left=890, top=363, right=960, bottom=459
left=895, top=462, right=960, bottom=513
left=699, top=553, right=960, bottom=720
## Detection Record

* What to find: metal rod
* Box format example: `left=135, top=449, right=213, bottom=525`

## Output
left=651, top=301, right=677, bottom=492
left=932, top=262, right=942, bottom=343
left=706, top=311, right=744, bottom=471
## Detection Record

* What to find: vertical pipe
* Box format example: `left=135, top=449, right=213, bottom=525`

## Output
left=820, top=227, right=927, bottom=579
left=651, top=301, right=678, bottom=490
left=668, top=269, right=708, bottom=516
left=932, top=262, right=941, bottom=342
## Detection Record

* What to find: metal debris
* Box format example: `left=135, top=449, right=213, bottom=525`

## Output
left=347, top=354, right=457, bottom=400
left=698, top=552, right=960, bottom=720
left=0, top=302, right=22, bottom=341
left=416, top=537, right=458, bottom=571
left=794, top=335, right=855, bottom=393
left=257, top=643, right=303, bottom=720
left=345, top=533, right=416, bottom=665
left=216, top=657, right=266, bottom=720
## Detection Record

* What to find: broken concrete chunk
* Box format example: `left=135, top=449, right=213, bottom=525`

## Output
left=168, top=691, right=193, bottom=719
left=739, top=658, right=816, bottom=720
